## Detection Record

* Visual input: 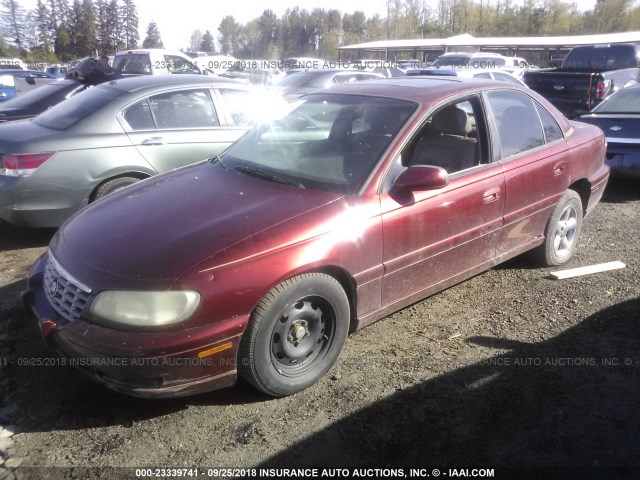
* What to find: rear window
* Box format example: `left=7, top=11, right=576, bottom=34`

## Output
left=113, top=54, right=152, bottom=74
left=34, top=86, right=123, bottom=130
left=592, top=87, right=640, bottom=113
left=562, top=45, right=639, bottom=72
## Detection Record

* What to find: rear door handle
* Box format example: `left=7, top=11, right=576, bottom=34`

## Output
left=141, top=137, right=165, bottom=146
left=483, top=186, right=501, bottom=204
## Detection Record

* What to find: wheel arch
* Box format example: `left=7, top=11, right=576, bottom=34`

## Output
left=89, top=171, right=152, bottom=202
left=312, top=265, right=359, bottom=332
left=568, top=178, right=590, bottom=217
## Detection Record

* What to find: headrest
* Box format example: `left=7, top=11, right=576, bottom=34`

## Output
left=431, top=107, right=470, bottom=136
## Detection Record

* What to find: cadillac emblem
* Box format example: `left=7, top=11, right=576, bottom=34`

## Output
left=48, top=277, right=60, bottom=297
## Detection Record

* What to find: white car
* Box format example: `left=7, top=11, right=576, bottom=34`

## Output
left=113, top=49, right=203, bottom=75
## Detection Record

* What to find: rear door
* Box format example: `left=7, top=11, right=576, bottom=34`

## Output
left=484, top=89, right=570, bottom=257
left=123, top=87, right=242, bottom=173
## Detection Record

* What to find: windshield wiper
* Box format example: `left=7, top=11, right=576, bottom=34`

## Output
left=208, top=155, right=227, bottom=170
left=235, top=166, right=305, bottom=189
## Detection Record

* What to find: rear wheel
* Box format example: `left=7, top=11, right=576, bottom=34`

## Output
left=93, top=176, right=140, bottom=201
left=239, top=273, right=350, bottom=397
left=535, top=189, right=583, bottom=266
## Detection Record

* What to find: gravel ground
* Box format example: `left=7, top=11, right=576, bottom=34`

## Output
left=0, top=177, right=638, bottom=479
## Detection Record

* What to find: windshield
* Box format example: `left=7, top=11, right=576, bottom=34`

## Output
left=220, top=94, right=416, bottom=194
left=592, top=88, right=640, bottom=114
left=33, top=85, right=123, bottom=130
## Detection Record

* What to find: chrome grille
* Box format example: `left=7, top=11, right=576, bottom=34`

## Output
left=44, top=254, right=92, bottom=322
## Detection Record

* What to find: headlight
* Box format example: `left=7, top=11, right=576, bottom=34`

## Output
left=89, top=291, right=200, bottom=327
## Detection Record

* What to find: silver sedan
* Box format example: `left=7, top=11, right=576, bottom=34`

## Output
left=0, top=75, right=284, bottom=227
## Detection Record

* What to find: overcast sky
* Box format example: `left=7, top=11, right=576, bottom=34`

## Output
left=20, top=0, right=598, bottom=52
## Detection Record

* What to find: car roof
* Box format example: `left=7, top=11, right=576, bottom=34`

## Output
left=317, top=76, right=503, bottom=103
left=101, top=74, right=247, bottom=92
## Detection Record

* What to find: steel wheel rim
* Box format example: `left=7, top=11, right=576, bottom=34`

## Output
left=270, top=295, right=335, bottom=377
left=553, top=204, right=578, bottom=258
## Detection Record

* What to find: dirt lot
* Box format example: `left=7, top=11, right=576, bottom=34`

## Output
left=0, top=178, right=639, bottom=479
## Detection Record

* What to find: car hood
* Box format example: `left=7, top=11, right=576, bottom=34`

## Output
left=50, top=162, right=344, bottom=291
left=578, top=114, right=640, bottom=143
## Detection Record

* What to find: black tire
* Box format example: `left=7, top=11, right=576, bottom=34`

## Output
left=534, top=189, right=583, bottom=266
left=93, top=176, right=140, bottom=201
left=239, top=273, right=350, bottom=397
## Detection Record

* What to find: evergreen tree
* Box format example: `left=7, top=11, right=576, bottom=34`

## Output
left=122, top=0, right=139, bottom=49
left=142, top=20, right=163, bottom=48
left=95, top=0, right=110, bottom=53
left=35, top=0, right=53, bottom=53
left=54, top=22, right=73, bottom=61
left=75, top=0, right=97, bottom=56
left=1, top=0, right=27, bottom=54
left=200, top=29, right=214, bottom=51
left=106, top=0, right=124, bottom=52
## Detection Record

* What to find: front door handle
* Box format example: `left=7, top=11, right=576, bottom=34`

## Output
left=483, top=186, right=501, bottom=204
left=141, top=137, right=165, bottom=146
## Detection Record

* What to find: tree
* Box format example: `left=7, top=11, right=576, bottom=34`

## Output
left=1, top=0, right=27, bottom=54
left=74, top=0, right=97, bottom=57
left=258, top=9, right=279, bottom=58
left=188, top=29, right=202, bottom=52
left=142, top=20, right=163, bottom=49
left=54, top=22, right=73, bottom=61
left=35, top=0, right=53, bottom=53
left=200, top=29, right=214, bottom=51
left=218, top=15, right=241, bottom=55
left=122, top=0, right=139, bottom=49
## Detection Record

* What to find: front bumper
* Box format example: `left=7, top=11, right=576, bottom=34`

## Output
left=22, top=254, right=248, bottom=398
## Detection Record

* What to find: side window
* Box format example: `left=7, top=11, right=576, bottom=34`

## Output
left=475, top=72, right=492, bottom=79
left=217, top=88, right=253, bottom=126
left=534, top=101, right=564, bottom=143
left=148, top=89, right=218, bottom=129
left=486, top=90, right=544, bottom=159
left=404, top=96, right=486, bottom=174
left=163, top=55, right=199, bottom=74
left=123, top=99, right=155, bottom=130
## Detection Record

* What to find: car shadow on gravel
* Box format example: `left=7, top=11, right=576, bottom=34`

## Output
left=0, top=220, right=55, bottom=253
left=258, top=298, right=640, bottom=473
left=601, top=177, right=640, bottom=204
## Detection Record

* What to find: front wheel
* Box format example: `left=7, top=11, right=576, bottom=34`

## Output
left=239, top=273, right=350, bottom=397
left=535, top=189, right=583, bottom=266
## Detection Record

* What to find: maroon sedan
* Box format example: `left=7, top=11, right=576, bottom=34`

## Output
left=23, top=77, right=609, bottom=398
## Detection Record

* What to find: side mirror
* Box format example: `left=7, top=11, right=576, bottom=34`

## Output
left=393, top=165, right=448, bottom=191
